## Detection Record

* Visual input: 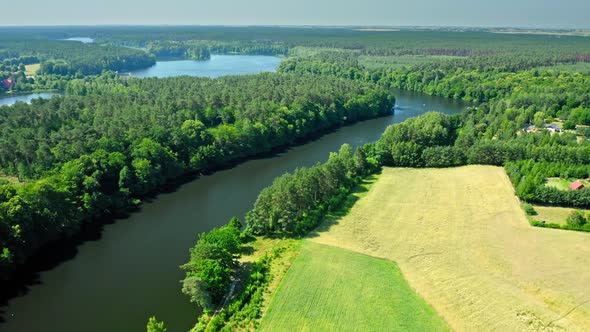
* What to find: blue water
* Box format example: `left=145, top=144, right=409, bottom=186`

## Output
left=0, top=92, right=59, bottom=107
left=129, top=55, right=282, bottom=78
left=61, top=37, right=94, bottom=43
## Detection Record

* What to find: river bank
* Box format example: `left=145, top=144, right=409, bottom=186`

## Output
left=0, top=88, right=465, bottom=332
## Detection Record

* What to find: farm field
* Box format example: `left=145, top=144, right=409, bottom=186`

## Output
left=258, top=241, right=450, bottom=332
left=310, top=166, right=590, bottom=331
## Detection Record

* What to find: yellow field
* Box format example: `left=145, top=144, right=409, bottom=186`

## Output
left=310, top=166, right=590, bottom=332
left=25, top=63, right=40, bottom=76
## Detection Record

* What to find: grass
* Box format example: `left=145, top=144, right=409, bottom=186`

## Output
left=310, top=166, right=590, bottom=331
left=531, top=205, right=590, bottom=226
left=359, top=55, right=460, bottom=70
left=259, top=241, right=450, bottom=332
left=539, top=63, right=590, bottom=75
left=24, top=63, right=40, bottom=76
left=0, top=175, right=22, bottom=185
left=545, top=177, right=590, bottom=191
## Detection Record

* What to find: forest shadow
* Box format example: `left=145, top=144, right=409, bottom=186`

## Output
left=0, top=210, right=134, bottom=323
left=306, top=174, right=377, bottom=239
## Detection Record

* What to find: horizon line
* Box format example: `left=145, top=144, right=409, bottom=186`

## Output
left=0, top=24, right=589, bottom=31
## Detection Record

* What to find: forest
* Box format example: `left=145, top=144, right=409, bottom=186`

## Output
left=0, top=72, right=394, bottom=280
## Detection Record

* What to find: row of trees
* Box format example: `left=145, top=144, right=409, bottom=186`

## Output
left=246, top=143, right=379, bottom=236
left=146, top=41, right=211, bottom=60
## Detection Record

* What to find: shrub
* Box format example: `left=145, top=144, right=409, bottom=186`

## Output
left=523, top=203, right=537, bottom=216
left=566, top=210, right=588, bottom=228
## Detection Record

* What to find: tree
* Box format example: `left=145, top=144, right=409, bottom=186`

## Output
left=390, top=142, right=422, bottom=167
left=146, top=316, right=167, bottom=332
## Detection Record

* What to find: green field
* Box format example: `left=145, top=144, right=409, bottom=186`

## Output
left=259, top=241, right=450, bottom=332
left=537, top=62, right=590, bottom=75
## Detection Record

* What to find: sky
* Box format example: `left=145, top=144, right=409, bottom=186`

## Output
left=3, top=0, right=590, bottom=29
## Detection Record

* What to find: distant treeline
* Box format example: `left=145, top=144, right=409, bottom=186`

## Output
left=0, top=38, right=155, bottom=78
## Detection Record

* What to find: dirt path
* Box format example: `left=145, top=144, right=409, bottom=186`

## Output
left=205, top=278, right=238, bottom=330
left=310, top=166, right=590, bottom=331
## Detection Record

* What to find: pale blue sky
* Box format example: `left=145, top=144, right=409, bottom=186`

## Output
left=4, top=0, right=589, bottom=28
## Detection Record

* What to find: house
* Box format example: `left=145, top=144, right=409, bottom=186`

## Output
left=524, top=124, right=537, bottom=133
left=1, top=78, right=15, bottom=89
left=569, top=180, right=585, bottom=191
left=545, top=124, right=563, bottom=133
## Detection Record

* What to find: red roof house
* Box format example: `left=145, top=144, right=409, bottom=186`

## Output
left=569, top=180, right=585, bottom=191
left=1, top=78, right=15, bottom=89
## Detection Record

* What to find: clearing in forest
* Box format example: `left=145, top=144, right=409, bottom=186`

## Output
left=310, top=166, right=590, bottom=332
left=531, top=205, right=590, bottom=226
left=24, top=63, right=40, bottom=76
left=258, top=241, right=450, bottom=332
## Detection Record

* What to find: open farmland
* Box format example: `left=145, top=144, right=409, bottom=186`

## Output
left=310, top=166, right=590, bottom=332
left=259, top=241, right=450, bottom=332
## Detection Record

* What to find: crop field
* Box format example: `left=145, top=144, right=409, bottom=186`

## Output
left=310, top=166, right=590, bottom=332
left=258, top=241, right=450, bottom=332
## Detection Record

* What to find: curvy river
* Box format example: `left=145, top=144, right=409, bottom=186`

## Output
left=0, top=59, right=466, bottom=332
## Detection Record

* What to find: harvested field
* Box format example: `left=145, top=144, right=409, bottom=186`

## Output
left=310, top=166, right=590, bottom=332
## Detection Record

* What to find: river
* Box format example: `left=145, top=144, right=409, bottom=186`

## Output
left=0, top=89, right=466, bottom=332
left=0, top=60, right=466, bottom=332
left=0, top=92, right=59, bottom=107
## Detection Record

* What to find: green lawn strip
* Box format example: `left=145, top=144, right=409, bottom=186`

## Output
left=258, top=241, right=450, bottom=332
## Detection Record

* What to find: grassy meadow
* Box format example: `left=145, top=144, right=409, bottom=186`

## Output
left=531, top=205, right=590, bottom=226
left=259, top=241, right=450, bottom=332
left=545, top=177, right=590, bottom=191
left=308, top=166, right=590, bottom=331
left=24, top=63, right=41, bottom=76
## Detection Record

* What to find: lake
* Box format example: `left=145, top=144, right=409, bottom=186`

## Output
left=61, top=37, right=94, bottom=43
left=129, top=55, right=283, bottom=78
left=0, top=92, right=59, bottom=107
left=0, top=88, right=466, bottom=332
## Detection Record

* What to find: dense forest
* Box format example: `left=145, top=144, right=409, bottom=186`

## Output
left=0, top=72, right=394, bottom=280
left=0, top=38, right=155, bottom=77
